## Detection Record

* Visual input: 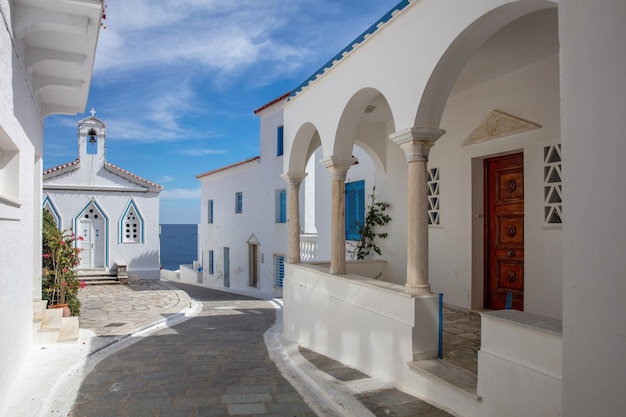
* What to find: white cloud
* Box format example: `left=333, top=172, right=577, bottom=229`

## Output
left=159, top=175, right=175, bottom=183
left=179, top=148, right=228, bottom=157
left=160, top=188, right=201, bottom=200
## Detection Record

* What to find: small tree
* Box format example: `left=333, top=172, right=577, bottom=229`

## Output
left=348, top=189, right=391, bottom=260
left=42, top=210, right=85, bottom=316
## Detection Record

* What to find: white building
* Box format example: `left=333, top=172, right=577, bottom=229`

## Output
left=0, top=0, right=101, bottom=411
left=43, top=112, right=162, bottom=280
left=189, top=93, right=292, bottom=296
left=280, top=1, right=626, bottom=417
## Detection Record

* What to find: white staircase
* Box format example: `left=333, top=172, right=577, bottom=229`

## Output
left=33, top=300, right=80, bottom=344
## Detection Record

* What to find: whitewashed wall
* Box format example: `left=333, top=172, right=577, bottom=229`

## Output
left=560, top=1, right=626, bottom=415
left=0, top=0, right=40, bottom=407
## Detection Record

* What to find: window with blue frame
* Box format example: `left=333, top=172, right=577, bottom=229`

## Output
left=275, top=189, right=286, bottom=223
left=277, top=126, right=284, bottom=156
left=209, top=250, right=214, bottom=275
left=235, top=192, right=243, bottom=213
left=345, top=180, right=365, bottom=240
left=208, top=199, right=214, bottom=223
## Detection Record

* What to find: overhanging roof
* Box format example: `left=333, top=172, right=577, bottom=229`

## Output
left=11, top=0, right=103, bottom=117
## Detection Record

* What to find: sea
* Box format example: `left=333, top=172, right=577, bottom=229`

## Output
left=160, top=224, right=198, bottom=271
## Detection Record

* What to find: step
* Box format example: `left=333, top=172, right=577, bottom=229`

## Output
left=32, top=300, right=48, bottom=332
left=35, top=308, right=63, bottom=344
left=57, top=317, right=79, bottom=343
left=408, top=359, right=480, bottom=400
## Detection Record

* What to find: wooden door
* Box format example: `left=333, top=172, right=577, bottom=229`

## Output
left=485, top=153, right=524, bottom=310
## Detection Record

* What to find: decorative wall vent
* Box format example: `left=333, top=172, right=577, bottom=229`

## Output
left=544, top=144, right=562, bottom=224
left=427, top=167, right=440, bottom=225
left=463, top=110, right=541, bottom=146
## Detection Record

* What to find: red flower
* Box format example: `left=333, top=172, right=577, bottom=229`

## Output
left=60, top=240, right=65, bottom=245
left=78, top=236, right=84, bottom=241
left=80, top=281, right=86, bottom=289
left=43, top=253, right=51, bottom=258
left=62, top=268, right=68, bottom=273
left=71, top=232, right=75, bottom=237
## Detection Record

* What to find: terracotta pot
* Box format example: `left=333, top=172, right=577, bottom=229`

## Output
left=49, top=303, right=70, bottom=317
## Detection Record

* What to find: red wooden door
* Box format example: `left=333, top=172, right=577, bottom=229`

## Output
left=485, top=153, right=524, bottom=310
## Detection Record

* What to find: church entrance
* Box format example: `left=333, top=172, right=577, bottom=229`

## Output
left=77, top=202, right=106, bottom=269
left=484, top=153, right=524, bottom=310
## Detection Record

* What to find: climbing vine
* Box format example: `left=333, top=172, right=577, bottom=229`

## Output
left=348, top=189, right=391, bottom=260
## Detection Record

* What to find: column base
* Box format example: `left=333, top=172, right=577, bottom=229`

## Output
left=405, top=283, right=432, bottom=296
left=287, top=257, right=300, bottom=264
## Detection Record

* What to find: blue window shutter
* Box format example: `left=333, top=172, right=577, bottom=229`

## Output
left=345, top=180, right=365, bottom=240
left=274, top=255, right=285, bottom=287
left=277, top=126, right=284, bottom=156
left=208, top=199, right=214, bottom=223
left=279, top=189, right=287, bottom=223
left=209, top=250, right=214, bottom=274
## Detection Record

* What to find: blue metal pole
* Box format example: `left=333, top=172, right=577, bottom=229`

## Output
left=438, top=293, right=443, bottom=359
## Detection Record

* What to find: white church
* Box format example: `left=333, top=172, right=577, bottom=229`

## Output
left=43, top=111, right=162, bottom=280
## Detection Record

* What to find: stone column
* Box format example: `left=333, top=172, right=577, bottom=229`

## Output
left=281, top=172, right=307, bottom=263
left=390, top=127, right=445, bottom=296
left=321, top=156, right=355, bottom=275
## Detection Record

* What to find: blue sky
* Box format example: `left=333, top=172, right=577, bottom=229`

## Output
left=43, top=0, right=400, bottom=224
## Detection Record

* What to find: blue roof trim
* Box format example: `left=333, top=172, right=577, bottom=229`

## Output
left=290, top=0, right=410, bottom=98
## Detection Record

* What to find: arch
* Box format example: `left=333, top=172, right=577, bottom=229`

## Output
left=119, top=199, right=145, bottom=244
left=74, top=199, right=109, bottom=268
left=42, top=194, right=61, bottom=228
left=287, top=122, right=322, bottom=173
left=415, top=0, right=557, bottom=128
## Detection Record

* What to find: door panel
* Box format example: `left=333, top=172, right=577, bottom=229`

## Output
left=485, top=153, right=524, bottom=310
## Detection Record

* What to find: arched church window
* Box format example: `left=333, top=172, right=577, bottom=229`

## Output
left=120, top=200, right=144, bottom=244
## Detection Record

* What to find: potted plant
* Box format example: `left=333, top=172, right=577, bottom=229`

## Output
left=42, top=210, right=86, bottom=316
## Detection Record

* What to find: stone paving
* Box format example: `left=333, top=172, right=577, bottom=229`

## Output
left=441, top=307, right=481, bottom=374
left=70, top=282, right=316, bottom=417
left=60, top=280, right=477, bottom=417
left=78, top=281, right=184, bottom=337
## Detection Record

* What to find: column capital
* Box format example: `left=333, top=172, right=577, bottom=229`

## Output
left=320, top=155, right=356, bottom=181
left=390, top=127, right=446, bottom=162
left=281, top=171, right=307, bottom=188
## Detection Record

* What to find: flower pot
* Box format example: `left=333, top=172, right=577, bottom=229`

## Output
left=49, top=303, right=70, bottom=317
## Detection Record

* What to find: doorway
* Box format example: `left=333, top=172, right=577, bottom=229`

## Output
left=77, top=204, right=106, bottom=269
left=484, top=153, right=524, bottom=310
left=223, top=247, right=230, bottom=288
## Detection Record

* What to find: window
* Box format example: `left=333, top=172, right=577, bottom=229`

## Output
left=0, top=126, right=19, bottom=208
left=235, top=192, right=243, bottom=213
left=120, top=199, right=144, bottom=243
left=208, top=199, right=214, bottom=223
left=427, top=168, right=440, bottom=225
left=277, top=126, right=284, bottom=156
left=43, top=194, right=61, bottom=228
left=209, top=250, right=214, bottom=275
left=274, top=255, right=285, bottom=288
left=345, top=180, right=365, bottom=240
left=275, top=189, right=286, bottom=223
left=544, top=144, right=562, bottom=224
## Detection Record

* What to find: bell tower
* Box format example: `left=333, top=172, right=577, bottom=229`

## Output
left=78, top=108, right=106, bottom=168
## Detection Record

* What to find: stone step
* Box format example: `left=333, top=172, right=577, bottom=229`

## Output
left=35, top=307, right=63, bottom=344
left=408, top=359, right=480, bottom=400
left=57, top=317, right=79, bottom=343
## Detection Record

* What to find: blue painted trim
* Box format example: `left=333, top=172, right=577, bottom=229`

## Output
left=120, top=198, right=145, bottom=243
left=505, top=292, right=513, bottom=309
left=42, top=194, right=62, bottom=228
left=290, top=0, right=410, bottom=98
left=74, top=199, right=109, bottom=267
left=438, top=293, right=443, bottom=359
